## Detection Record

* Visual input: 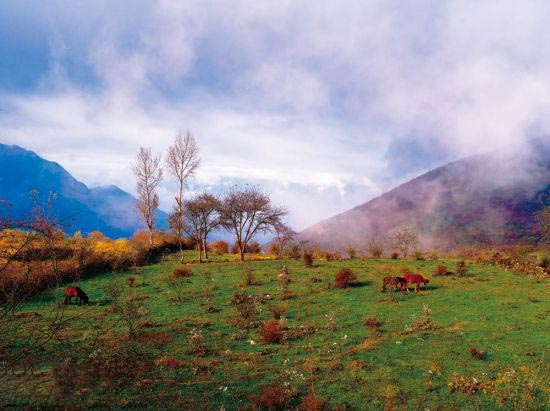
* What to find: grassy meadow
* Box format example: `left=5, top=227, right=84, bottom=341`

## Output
left=6, top=251, right=550, bottom=410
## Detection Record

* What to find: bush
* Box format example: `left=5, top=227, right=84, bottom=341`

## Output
left=301, top=388, right=329, bottom=411
left=302, top=252, right=313, bottom=267
left=268, top=242, right=281, bottom=256
left=539, top=256, right=550, bottom=269
left=271, top=305, right=287, bottom=320
left=468, top=346, right=487, bottom=360
left=391, top=252, right=399, bottom=259
left=230, top=290, right=256, bottom=322
left=404, top=304, right=434, bottom=334
left=434, top=265, right=448, bottom=276
left=165, top=275, right=187, bottom=302
left=456, top=260, right=468, bottom=277
left=283, top=243, right=301, bottom=259
left=366, top=237, right=385, bottom=258
left=324, top=252, right=342, bottom=262
left=248, top=241, right=262, bottom=254
left=346, top=246, right=357, bottom=259
left=364, top=316, right=381, bottom=328
left=414, top=250, right=424, bottom=260
left=173, top=268, right=192, bottom=278
left=250, top=383, right=295, bottom=410
left=334, top=268, right=357, bottom=289
left=208, top=240, right=229, bottom=255
left=242, top=265, right=260, bottom=286
left=104, top=276, right=124, bottom=308
left=259, top=320, right=285, bottom=344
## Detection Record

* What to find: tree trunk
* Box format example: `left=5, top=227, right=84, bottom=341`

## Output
left=197, top=240, right=202, bottom=263
left=178, top=234, right=184, bottom=263
left=203, top=238, right=209, bottom=260
left=239, top=242, right=245, bottom=262
left=148, top=228, right=153, bottom=249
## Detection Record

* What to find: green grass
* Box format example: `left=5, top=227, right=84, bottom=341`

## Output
left=7, top=252, right=550, bottom=409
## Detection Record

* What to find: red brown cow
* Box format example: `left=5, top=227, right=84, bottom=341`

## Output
left=403, top=273, right=429, bottom=292
left=380, top=276, right=407, bottom=292
left=63, top=286, right=89, bottom=305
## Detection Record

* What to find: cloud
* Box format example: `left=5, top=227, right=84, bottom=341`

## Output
left=1, top=0, right=550, bottom=231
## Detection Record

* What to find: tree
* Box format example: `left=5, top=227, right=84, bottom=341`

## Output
left=166, top=132, right=200, bottom=262
left=271, top=223, right=296, bottom=258
left=133, top=147, right=163, bottom=249
left=220, top=186, right=286, bottom=262
left=366, top=236, right=385, bottom=258
left=393, top=227, right=418, bottom=258
left=195, top=192, right=221, bottom=260
left=536, top=206, right=550, bottom=245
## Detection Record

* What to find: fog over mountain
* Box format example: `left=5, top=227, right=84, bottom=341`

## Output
left=299, top=140, right=550, bottom=252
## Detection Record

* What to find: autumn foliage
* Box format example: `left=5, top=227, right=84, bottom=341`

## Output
left=334, top=268, right=357, bottom=289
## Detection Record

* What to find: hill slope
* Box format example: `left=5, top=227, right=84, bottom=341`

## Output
left=0, top=143, right=168, bottom=237
left=299, top=147, right=550, bottom=251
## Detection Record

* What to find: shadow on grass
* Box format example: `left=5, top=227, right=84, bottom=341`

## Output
left=352, top=281, right=372, bottom=288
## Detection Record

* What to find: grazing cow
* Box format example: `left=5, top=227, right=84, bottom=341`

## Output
left=380, top=276, right=407, bottom=292
left=403, top=273, right=429, bottom=292
left=63, top=286, right=89, bottom=305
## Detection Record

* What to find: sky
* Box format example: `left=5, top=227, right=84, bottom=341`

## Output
left=1, top=0, right=549, bottom=231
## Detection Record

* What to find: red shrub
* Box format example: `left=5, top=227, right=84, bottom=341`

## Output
left=434, top=265, right=448, bottom=276
left=250, top=383, right=294, bottom=410
left=248, top=241, right=262, bottom=254
left=173, top=268, right=192, bottom=278
left=334, top=268, right=357, bottom=289
left=391, top=252, right=399, bottom=259
left=301, top=388, right=329, bottom=411
left=259, top=320, right=284, bottom=344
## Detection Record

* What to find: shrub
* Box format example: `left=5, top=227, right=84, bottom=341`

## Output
left=414, top=250, right=424, bottom=260
left=104, top=276, right=124, bottom=308
left=346, top=246, right=357, bottom=259
left=301, top=388, right=329, bottom=411
left=334, top=268, right=357, bottom=289
left=248, top=241, right=262, bottom=254
left=324, top=252, right=342, bottom=262
left=364, top=316, right=381, bottom=329
left=127, top=276, right=136, bottom=288
left=434, top=265, right=448, bottom=276
left=367, top=237, right=385, bottom=258
left=268, top=242, right=281, bottom=256
left=259, top=320, right=284, bottom=344
left=165, top=275, right=187, bottom=302
left=230, top=290, right=256, bottom=322
left=173, top=268, right=193, bottom=278
left=456, top=260, right=468, bottom=277
left=404, top=304, right=434, bottom=334
left=283, top=243, right=301, bottom=259
left=468, top=346, right=487, bottom=360
left=208, top=240, right=229, bottom=255
left=250, top=383, right=295, bottom=410
left=186, top=328, right=207, bottom=356
left=271, top=305, right=287, bottom=320
left=119, top=300, right=149, bottom=339
left=539, top=256, right=550, bottom=269
left=391, top=252, right=399, bottom=259
left=302, top=252, right=313, bottom=267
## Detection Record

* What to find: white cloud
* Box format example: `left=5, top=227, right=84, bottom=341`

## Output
left=1, top=0, right=550, bottom=231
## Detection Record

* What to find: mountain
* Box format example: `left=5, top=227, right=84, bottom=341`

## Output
left=299, top=144, right=550, bottom=251
left=0, top=143, right=168, bottom=238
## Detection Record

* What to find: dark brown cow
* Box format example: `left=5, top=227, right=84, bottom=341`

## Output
left=63, top=286, right=89, bottom=305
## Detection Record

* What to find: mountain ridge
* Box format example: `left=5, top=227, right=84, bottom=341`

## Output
left=0, top=142, right=168, bottom=238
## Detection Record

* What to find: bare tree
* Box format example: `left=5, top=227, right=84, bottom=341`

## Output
left=196, top=193, right=221, bottom=260
left=272, top=223, right=296, bottom=258
left=220, top=186, right=287, bottom=262
left=133, top=147, right=163, bottom=248
left=393, top=227, right=418, bottom=258
left=366, top=236, right=386, bottom=258
left=166, top=132, right=200, bottom=262
left=177, top=197, right=204, bottom=262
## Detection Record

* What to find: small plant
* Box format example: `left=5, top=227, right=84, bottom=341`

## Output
left=186, top=327, right=207, bottom=356
left=434, top=264, right=448, bottom=276
left=324, top=252, right=342, bottom=261
left=173, top=268, right=192, bottom=278
left=345, top=246, right=357, bottom=259
left=455, top=260, right=468, bottom=277
left=302, top=252, right=313, bottom=267
left=468, top=346, right=487, bottom=360
left=230, top=290, right=256, bottom=323
left=301, top=387, right=329, bottom=411
left=250, top=383, right=296, bottom=410
left=242, top=264, right=260, bottom=286
left=119, top=300, right=148, bottom=339
left=324, top=311, right=337, bottom=331
left=259, top=320, right=285, bottom=343
left=391, top=252, right=399, bottom=259
left=334, top=268, right=357, bottom=289
left=271, top=305, right=288, bottom=320
left=127, top=276, right=136, bottom=288
left=404, top=304, right=434, bottom=334
left=155, top=356, right=185, bottom=370
left=104, top=276, right=124, bottom=309
left=364, top=316, right=381, bottom=329
left=278, top=265, right=293, bottom=300
left=165, top=274, right=187, bottom=302
left=413, top=250, right=424, bottom=260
